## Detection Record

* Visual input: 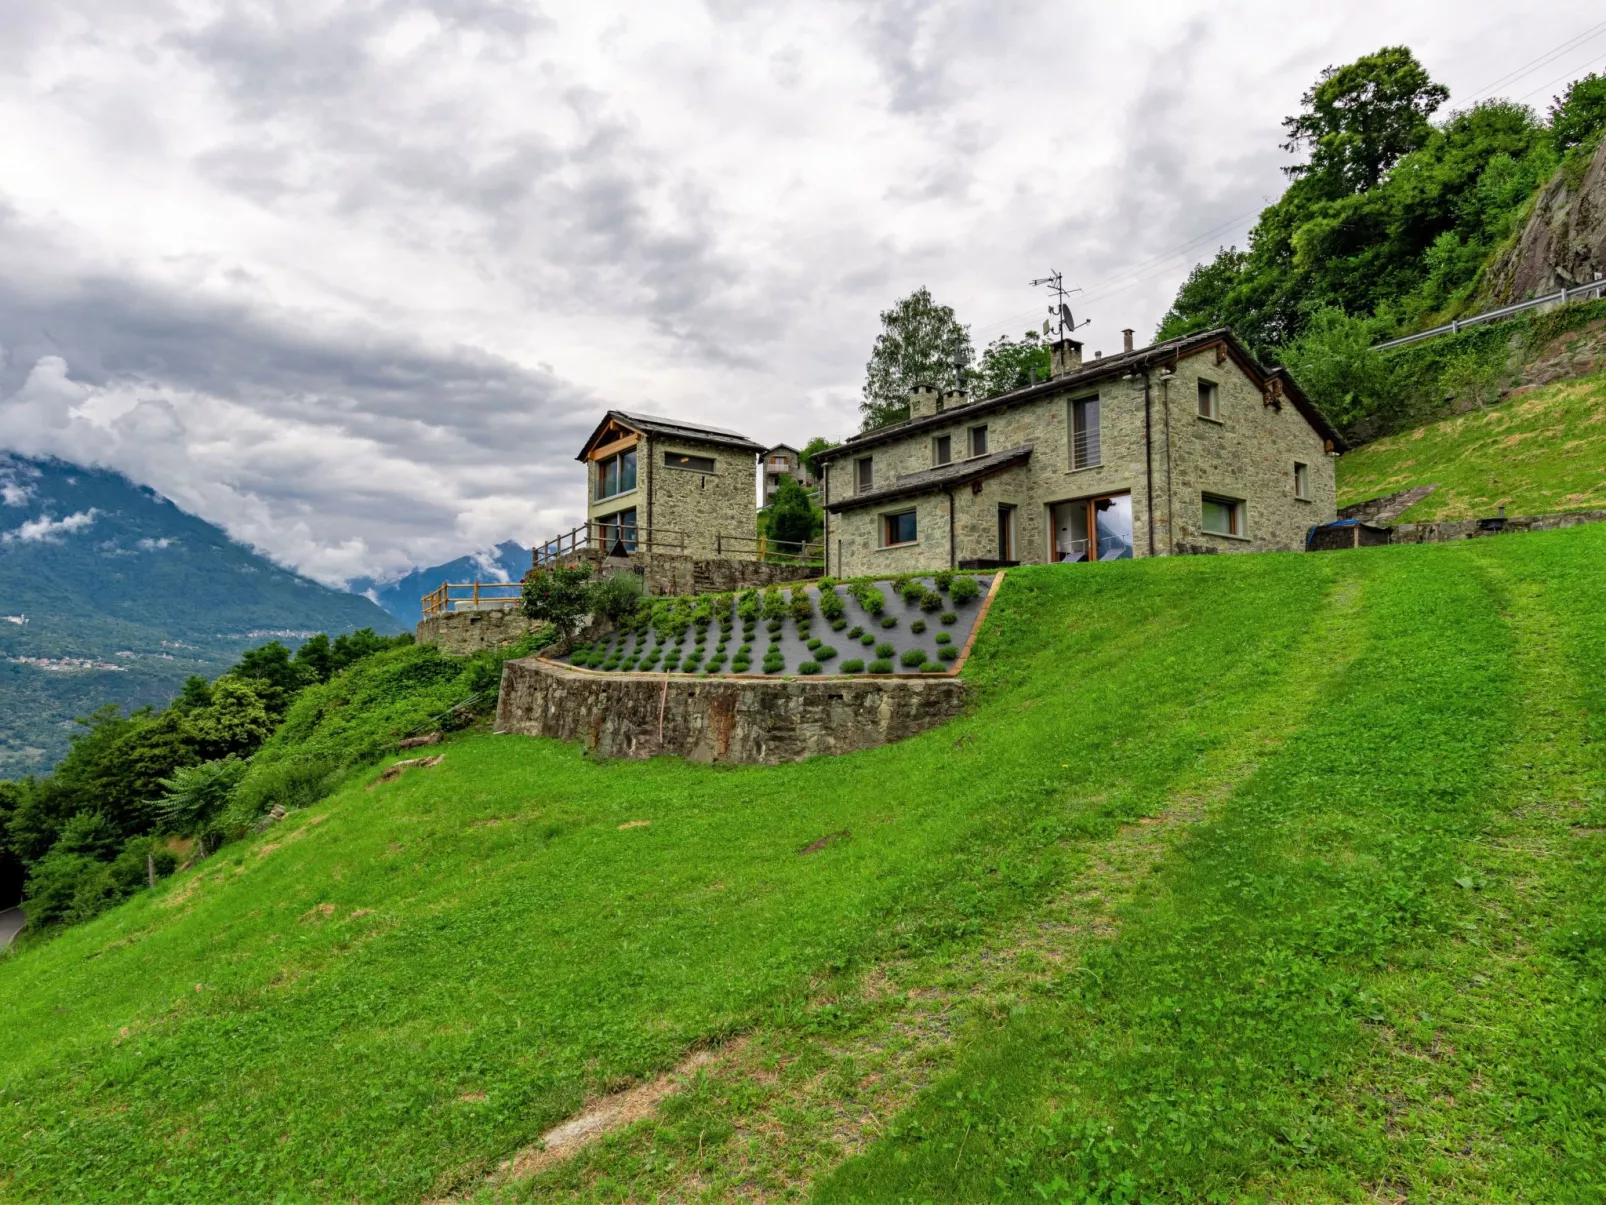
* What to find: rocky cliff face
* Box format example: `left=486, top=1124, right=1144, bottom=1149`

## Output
left=1484, top=139, right=1606, bottom=303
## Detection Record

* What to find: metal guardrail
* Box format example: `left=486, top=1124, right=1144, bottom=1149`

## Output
left=1372, top=277, right=1606, bottom=351
left=421, top=581, right=523, bottom=619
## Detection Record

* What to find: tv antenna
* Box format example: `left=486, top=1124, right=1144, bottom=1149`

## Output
left=1029, top=270, right=1089, bottom=340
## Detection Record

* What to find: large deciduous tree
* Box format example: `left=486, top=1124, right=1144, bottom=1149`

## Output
left=860, top=287, right=973, bottom=431
left=1281, top=45, right=1449, bottom=196
left=976, top=331, right=1052, bottom=398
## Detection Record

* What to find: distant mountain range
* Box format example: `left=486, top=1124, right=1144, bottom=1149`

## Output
left=350, top=541, right=531, bottom=626
left=0, top=454, right=403, bottom=774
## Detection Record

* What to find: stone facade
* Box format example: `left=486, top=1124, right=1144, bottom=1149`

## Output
left=581, top=412, right=764, bottom=561
left=417, top=607, right=546, bottom=655
left=820, top=330, right=1341, bottom=576
left=496, top=656, right=968, bottom=764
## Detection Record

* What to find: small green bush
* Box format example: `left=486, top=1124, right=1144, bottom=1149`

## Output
left=938, top=644, right=959, bottom=661
left=920, top=590, right=943, bottom=613
left=807, top=637, right=823, bottom=650
left=763, top=660, right=785, bottom=675
left=875, top=642, right=895, bottom=658
left=933, top=569, right=954, bottom=592
left=767, top=618, right=784, bottom=634
left=880, top=616, right=898, bottom=629
left=798, top=661, right=822, bottom=675
left=910, top=619, right=926, bottom=635
left=847, top=625, right=864, bottom=640
left=816, top=646, right=837, bottom=661
left=868, top=658, right=893, bottom=673
left=940, top=611, right=958, bottom=625
left=842, top=659, right=865, bottom=673
left=949, top=575, right=981, bottom=603
left=737, top=588, right=760, bottom=621
left=935, top=631, right=952, bottom=644
left=818, top=589, right=845, bottom=621
left=898, top=578, right=927, bottom=603
left=861, top=633, right=876, bottom=646
left=816, top=576, right=838, bottom=592
left=706, top=656, right=726, bottom=672
left=920, top=662, right=945, bottom=673
left=762, top=587, right=787, bottom=621
left=732, top=658, right=751, bottom=673
left=856, top=584, right=886, bottom=615
left=831, top=619, right=847, bottom=632
left=899, top=648, right=926, bottom=667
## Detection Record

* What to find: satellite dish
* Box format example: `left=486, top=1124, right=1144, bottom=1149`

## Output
left=1042, top=317, right=1051, bottom=335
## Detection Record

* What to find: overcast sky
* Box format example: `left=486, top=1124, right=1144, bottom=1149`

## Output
left=0, top=0, right=1601, bottom=585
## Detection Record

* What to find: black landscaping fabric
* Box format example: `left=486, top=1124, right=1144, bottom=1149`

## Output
left=554, top=575, right=994, bottom=677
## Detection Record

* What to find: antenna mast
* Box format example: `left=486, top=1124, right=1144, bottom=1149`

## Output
left=1029, top=269, right=1089, bottom=340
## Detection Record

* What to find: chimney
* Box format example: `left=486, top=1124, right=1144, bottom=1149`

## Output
left=1049, top=338, right=1083, bottom=379
left=940, top=388, right=968, bottom=411
left=1122, top=328, right=1135, bottom=354
left=908, top=383, right=940, bottom=419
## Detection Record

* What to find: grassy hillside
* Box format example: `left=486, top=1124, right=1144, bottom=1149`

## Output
left=1337, top=369, right=1606, bottom=520
left=1, top=531, right=1604, bottom=1201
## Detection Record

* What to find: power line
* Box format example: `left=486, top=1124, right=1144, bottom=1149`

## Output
left=1515, top=52, right=1606, bottom=106
left=1461, top=18, right=1606, bottom=104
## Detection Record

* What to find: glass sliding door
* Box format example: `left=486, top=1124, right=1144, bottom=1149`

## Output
left=1052, top=493, right=1133, bottom=563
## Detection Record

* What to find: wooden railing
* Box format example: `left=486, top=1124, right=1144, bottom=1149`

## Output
left=714, top=533, right=825, bottom=565
left=528, top=523, right=823, bottom=569
left=420, top=581, right=524, bottom=619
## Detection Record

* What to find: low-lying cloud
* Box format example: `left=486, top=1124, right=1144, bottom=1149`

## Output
left=4, top=508, right=98, bottom=543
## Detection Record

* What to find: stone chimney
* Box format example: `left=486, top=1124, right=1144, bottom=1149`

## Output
left=908, top=384, right=940, bottom=419
left=1049, top=338, right=1083, bottom=379
left=940, top=388, right=967, bottom=412
left=1122, top=328, right=1135, bottom=354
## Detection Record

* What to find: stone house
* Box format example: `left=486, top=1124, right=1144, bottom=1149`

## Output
left=815, top=327, right=1346, bottom=577
left=577, top=411, right=765, bottom=558
left=761, top=444, right=818, bottom=504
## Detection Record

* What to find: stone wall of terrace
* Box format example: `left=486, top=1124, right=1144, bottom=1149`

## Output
left=495, top=658, right=969, bottom=763
left=417, top=608, right=546, bottom=655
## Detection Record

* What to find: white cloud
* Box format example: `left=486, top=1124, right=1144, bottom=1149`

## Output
left=137, top=536, right=176, bottom=549
left=4, top=508, right=98, bottom=543
left=0, top=0, right=1598, bottom=580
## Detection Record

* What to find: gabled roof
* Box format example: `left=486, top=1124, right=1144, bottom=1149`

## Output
left=828, top=443, right=1034, bottom=513
left=815, top=327, right=1347, bottom=459
left=763, top=443, right=801, bottom=458
left=576, top=410, right=766, bottom=461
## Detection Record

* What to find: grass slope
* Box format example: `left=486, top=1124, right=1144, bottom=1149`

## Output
left=2, top=532, right=1605, bottom=1202
left=1337, top=369, right=1606, bottom=520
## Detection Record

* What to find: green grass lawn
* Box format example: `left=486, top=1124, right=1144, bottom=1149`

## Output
left=2, top=531, right=1605, bottom=1202
left=1337, top=370, right=1606, bottom=520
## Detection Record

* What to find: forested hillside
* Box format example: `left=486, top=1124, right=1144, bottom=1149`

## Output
left=0, top=455, right=402, bottom=772
left=1158, top=49, right=1606, bottom=439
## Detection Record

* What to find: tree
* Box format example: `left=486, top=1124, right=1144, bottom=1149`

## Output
left=861, top=287, right=973, bottom=431
left=189, top=677, right=274, bottom=759
left=156, top=757, right=249, bottom=842
left=799, top=436, right=838, bottom=481
left=976, top=331, right=1052, bottom=398
left=521, top=564, right=594, bottom=637
left=767, top=474, right=818, bottom=548
left=1549, top=73, right=1606, bottom=152
left=1275, top=306, right=1392, bottom=428
left=1281, top=46, right=1449, bottom=196
left=230, top=642, right=309, bottom=718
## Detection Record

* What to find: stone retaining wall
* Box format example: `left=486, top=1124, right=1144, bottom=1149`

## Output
left=1390, top=508, right=1606, bottom=544
left=417, top=607, right=546, bottom=655
left=1338, top=484, right=1437, bottom=524
left=551, top=548, right=816, bottom=596
left=495, top=658, right=968, bottom=764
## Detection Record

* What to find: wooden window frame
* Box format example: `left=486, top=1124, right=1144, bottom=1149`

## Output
left=856, top=456, right=874, bottom=493
left=1197, top=379, right=1221, bottom=421
left=1294, top=461, right=1310, bottom=500
left=881, top=509, right=918, bottom=548
left=932, top=434, right=952, bottom=467
left=968, top=425, right=989, bottom=458
left=663, top=450, right=717, bottom=474
left=594, top=447, right=638, bottom=501
left=1201, top=493, right=1245, bottom=538
left=1070, top=396, right=1101, bottom=470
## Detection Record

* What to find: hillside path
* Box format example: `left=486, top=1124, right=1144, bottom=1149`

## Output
left=0, top=908, right=24, bottom=950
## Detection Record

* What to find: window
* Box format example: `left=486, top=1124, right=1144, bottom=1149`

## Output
left=1198, top=380, right=1220, bottom=420
left=594, top=448, right=637, bottom=500
left=932, top=434, right=952, bottom=466
left=997, top=504, right=1016, bottom=561
left=969, top=425, right=989, bottom=457
left=1070, top=397, right=1101, bottom=469
left=856, top=457, right=874, bottom=493
left=1202, top=495, right=1244, bottom=536
left=664, top=451, right=716, bottom=473
left=1294, top=461, right=1310, bottom=499
left=882, top=510, right=917, bottom=546
left=595, top=507, right=638, bottom=552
